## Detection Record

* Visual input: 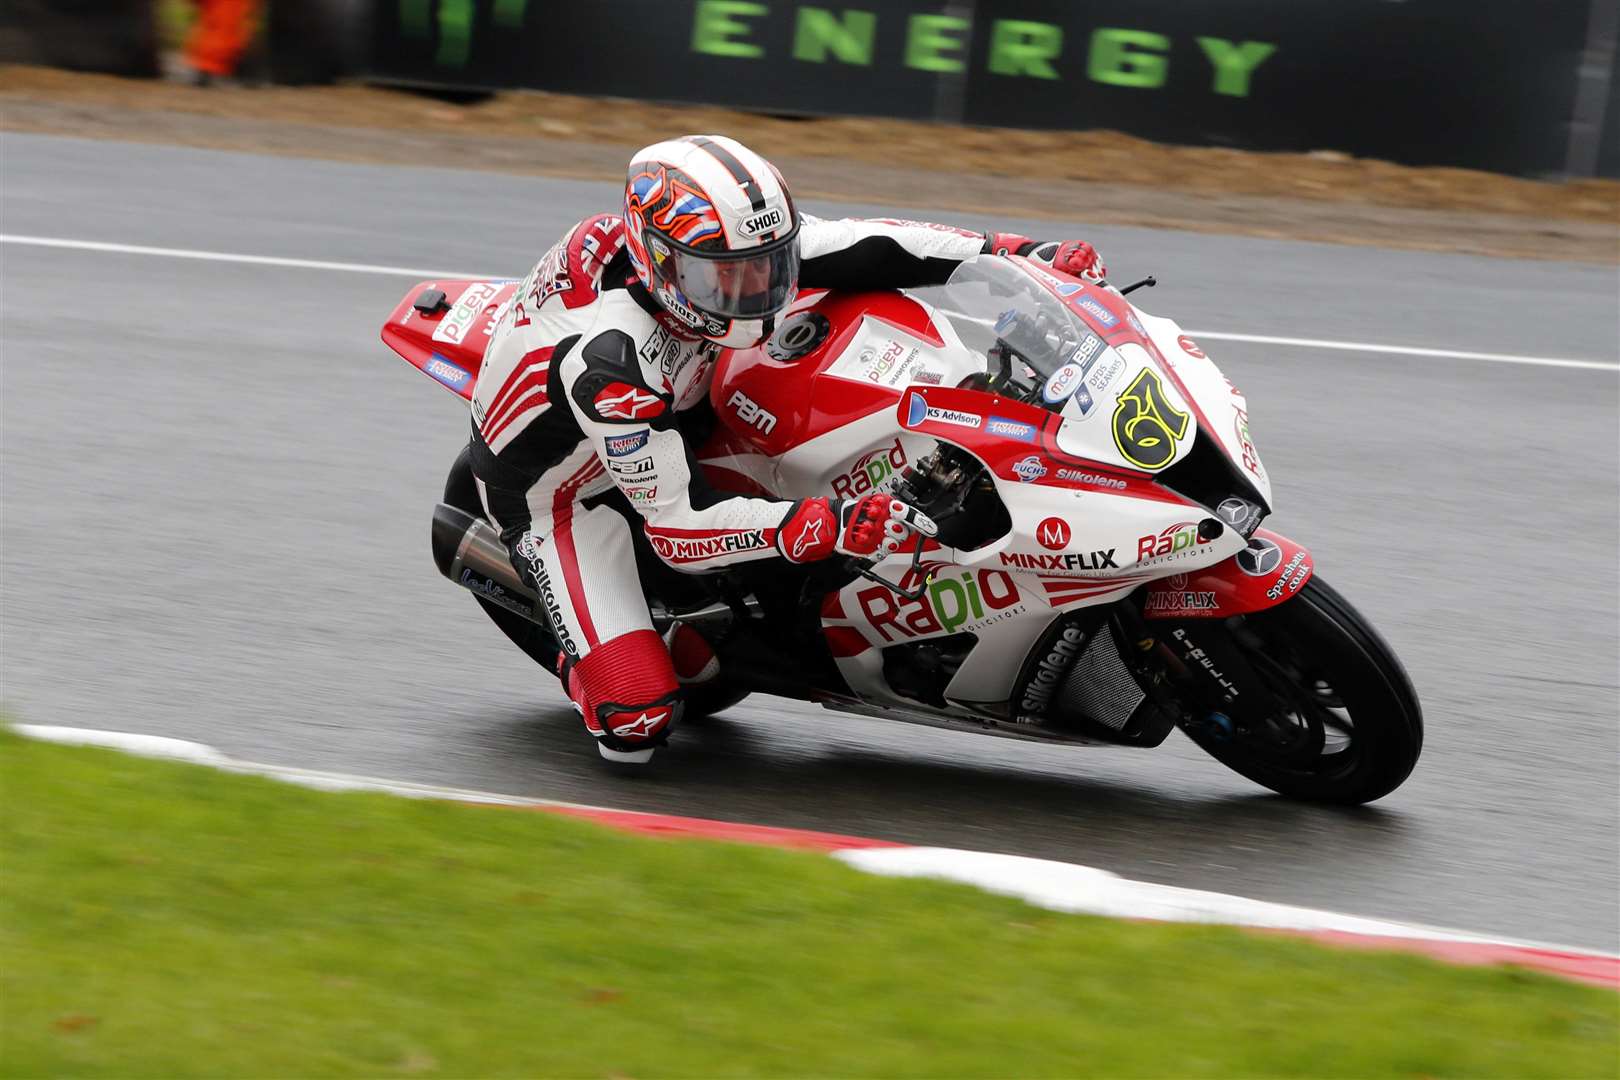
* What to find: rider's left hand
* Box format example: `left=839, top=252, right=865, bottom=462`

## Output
left=1040, top=240, right=1107, bottom=284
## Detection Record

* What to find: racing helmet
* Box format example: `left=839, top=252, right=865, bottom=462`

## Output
left=623, top=135, right=799, bottom=349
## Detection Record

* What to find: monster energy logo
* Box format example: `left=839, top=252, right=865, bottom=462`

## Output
left=400, top=0, right=528, bottom=68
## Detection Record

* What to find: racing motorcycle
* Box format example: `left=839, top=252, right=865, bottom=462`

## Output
left=381, top=255, right=1422, bottom=804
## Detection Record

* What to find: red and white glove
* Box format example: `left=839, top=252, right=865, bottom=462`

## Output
left=777, top=494, right=939, bottom=564
left=983, top=232, right=1107, bottom=285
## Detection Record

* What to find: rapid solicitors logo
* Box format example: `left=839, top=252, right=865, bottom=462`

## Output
left=832, top=437, right=908, bottom=499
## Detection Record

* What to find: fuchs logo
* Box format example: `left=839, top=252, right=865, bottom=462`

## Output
left=1043, top=364, right=1082, bottom=403
left=1056, top=467, right=1127, bottom=491
left=832, top=437, right=908, bottom=499
left=740, top=207, right=784, bottom=236
left=727, top=390, right=777, bottom=434
left=1012, top=455, right=1048, bottom=483
left=649, top=529, right=769, bottom=562
left=986, top=417, right=1038, bottom=442
left=1036, top=517, right=1071, bottom=551
left=1019, top=624, right=1086, bottom=719
left=1000, top=549, right=1118, bottom=571
left=604, top=430, right=650, bottom=458
left=855, top=569, right=1022, bottom=642
left=1138, top=521, right=1212, bottom=563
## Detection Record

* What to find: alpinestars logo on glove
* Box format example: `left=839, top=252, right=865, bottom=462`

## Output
left=593, top=382, right=665, bottom=420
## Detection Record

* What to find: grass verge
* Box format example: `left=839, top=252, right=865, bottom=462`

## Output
left=2, top=729, right=1615, bottom=1077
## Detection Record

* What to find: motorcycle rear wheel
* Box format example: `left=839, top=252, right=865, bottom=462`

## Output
left=1180, top=576, right=1422, bottom=805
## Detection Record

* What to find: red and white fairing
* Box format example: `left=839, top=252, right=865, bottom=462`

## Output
left=702, top=257, right=1306, bottom=716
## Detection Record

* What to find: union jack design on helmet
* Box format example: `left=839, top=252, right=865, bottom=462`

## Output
left=622, top=135, right=800, bottom=350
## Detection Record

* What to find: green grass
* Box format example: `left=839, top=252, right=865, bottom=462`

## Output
left=2, top=730, right=1615, bottom=1078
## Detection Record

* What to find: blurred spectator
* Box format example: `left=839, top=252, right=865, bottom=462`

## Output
left=183, top=0, right=259, bottom=84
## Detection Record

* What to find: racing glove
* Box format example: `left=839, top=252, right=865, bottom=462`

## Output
left=777, top=494, right=939, bottom=564
left=982, top=232, right=1107, bottom=285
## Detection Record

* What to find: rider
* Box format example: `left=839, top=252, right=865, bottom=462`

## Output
left=471, top=134, right=1107, bottom=762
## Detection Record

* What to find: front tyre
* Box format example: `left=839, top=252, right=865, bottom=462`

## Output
left=1181, top=576, right=1422, bottom=805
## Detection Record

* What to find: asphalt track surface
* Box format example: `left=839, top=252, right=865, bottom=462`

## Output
left=3, top=133, right=1618, bottom=950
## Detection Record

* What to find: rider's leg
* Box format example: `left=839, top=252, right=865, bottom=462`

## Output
left=514, top=502, right=680, bottom=762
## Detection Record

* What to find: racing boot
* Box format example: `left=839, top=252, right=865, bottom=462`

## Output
left=559, top=629, right=682, bottom=764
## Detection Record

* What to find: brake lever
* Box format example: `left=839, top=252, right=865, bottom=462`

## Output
left=852, top=534, right=935, bottom=602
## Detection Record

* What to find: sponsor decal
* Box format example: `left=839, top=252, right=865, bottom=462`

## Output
left=832, top=437, right=907, bottom=500
left=1178, top=335, right=1206, bottom=359
left=624, top=485, right=658, bottom=504
left=638, top=325, right=685, bottom=376
left=1036, top=517, right=1071, bottom=551
left=1001, top=549, right=1118, bottom=571
left=1137, top=521, right=1213, bottom=565
left=610, top=708, right=671, bottom=739
left=913, top=369, right=943, bottom=385
left=1011, top=455, right=1048, bottom=483
left=1019, top=623, right=1086, bottom=720
left=1054, top=281, right=1083, bottom=297
left=431, top=282, right=502, bottom=345
left=986, top=416, right=1039, bottom=442
left=1126, top=312, right=1146, bottom=335
left=1145, top=589, right=1218, bottom=614
left=1067, top=333, right=1103, bottom=368
left=1112, top=366, right=1189, bottom=470
left=1234, top=408, right=1263, bottom=478
left=656, top=285, right=727, bottom=338
left=905, top=392, right=982, bottom=429
left=1085, top=350, right=1125, bottom=394
left=1074, top=295, right=1119, bottom=328
left=1068, top=384, right=1096, bottom=417
left=423, top=355, right=470, bottom=391
left=740, top=207, right=785, bottom=236
left=604, top=430, right=650, bottom=457
left=1265, top=550, right=1310, bottom=601
left=649, top=529, right=770, bottom=562
left=1043, top=363, right=1083, bottom=403
left=727, top=390, right=778, bottom=435
left=520, top=538, right=579, bottom=659
left=457, top=568, right=534, bottom=618
left=787, top=513, right=826, bottom=561
left=608, top=455, right=655, bottom=477
left=1056, top=467, right=1127, bottom=490
left=855, top=339, right=929, bottom=388
left=1237, top=537, right=1283, bottom=576
left=593, top=382, right=665, bottom=420
left=1170, top=627, right=1241, bottom=699
left=855, top=569, right=1023, bottom=642
left=1216, top=497, right=1262, bottom=537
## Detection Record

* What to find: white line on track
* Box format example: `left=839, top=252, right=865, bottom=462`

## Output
left=4, top=233, right=1615, bottom=373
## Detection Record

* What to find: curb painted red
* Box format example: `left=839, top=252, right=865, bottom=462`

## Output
left=543, top=805, right=907, bottom=852
left=537, top=804, right=1620, bottom=992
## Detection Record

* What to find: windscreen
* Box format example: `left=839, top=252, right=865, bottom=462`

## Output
left=915, top=256, right=1106, bottom=411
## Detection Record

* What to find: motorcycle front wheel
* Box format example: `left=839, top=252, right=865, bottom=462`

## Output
left=1180, top=576, right=1423, bottom=805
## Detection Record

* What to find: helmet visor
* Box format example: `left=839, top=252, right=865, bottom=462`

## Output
left=667, top=236, right=800, bottom=320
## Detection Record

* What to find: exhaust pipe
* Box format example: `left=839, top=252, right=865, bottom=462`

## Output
left=430, top=503, right=542, bottom=623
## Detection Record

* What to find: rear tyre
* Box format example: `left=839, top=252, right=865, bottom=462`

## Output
left=1180, top=576, right=1422, bottom=805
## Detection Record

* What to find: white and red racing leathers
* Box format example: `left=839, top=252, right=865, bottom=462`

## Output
left=469, top=213, right=1095, bottom=752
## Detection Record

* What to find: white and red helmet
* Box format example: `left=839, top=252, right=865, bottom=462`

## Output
left=623, top=135, right=799, bottom=349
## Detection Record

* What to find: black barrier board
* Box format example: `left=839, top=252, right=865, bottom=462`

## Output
left=370, top=0, right=1612, bottom=177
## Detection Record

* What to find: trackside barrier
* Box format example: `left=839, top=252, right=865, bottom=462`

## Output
left=368, top=0, right=1618, bottom=178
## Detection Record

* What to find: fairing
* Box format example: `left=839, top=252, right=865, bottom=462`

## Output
left=381, top=279, right=517, bottom=402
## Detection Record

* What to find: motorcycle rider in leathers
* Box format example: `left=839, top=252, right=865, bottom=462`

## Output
left=471, top=134, right=1107, bottom=762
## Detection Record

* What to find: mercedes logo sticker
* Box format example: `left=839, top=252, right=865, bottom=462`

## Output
left=1237, top=537, right=1282, bottom=577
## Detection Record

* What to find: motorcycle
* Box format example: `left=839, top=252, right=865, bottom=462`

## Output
left=381, top=255, right=1422, bottom=804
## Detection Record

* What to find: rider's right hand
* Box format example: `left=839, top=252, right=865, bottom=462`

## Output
left=777, top=494, right=939, bottom=564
